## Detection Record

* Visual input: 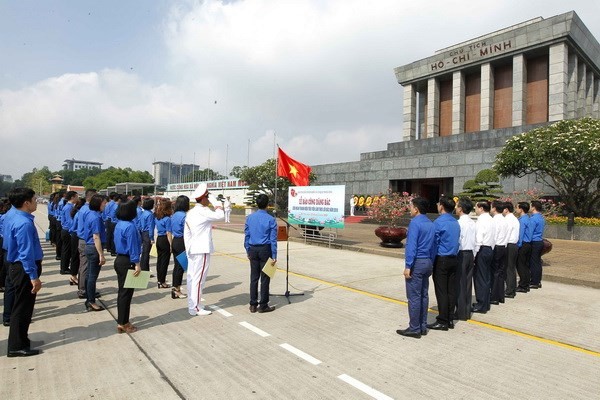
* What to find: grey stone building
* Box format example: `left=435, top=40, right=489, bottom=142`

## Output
left=312, top=11, right=600, bottom=211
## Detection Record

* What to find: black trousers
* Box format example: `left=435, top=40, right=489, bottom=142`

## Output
left=114, top=255, right=135, bottom=325
left=505, top=243, right=519, bottom=295
left=156, top=235, right=170, bottom=284
left=48, top=215, right=57, bottom=245
left=474, top=246, right=493, bottom=311
left=60, top=229, right=72, bottom=272
left=0, top=237, right=6, bottom=288
left=517, top=242, right=532, bottom=289
left=69, top=232, right=80, bottom=276
left=54, top=219, right=62, bottom=258
left=248, top=244, right=271, bottom=306
left=140, top=231, right=151, bottom=272
left=432, top=255, right=458, bottom=325
left=7, top=261, right=42, bottom=352
left=530, top=240, right=544, bottom=285
left=491, top=245, right=507, bottom=302
left=171, top=237, right=185, bottom=287
left=455, top=250, right=474, bottom=320
left=105, top=221, right=116, bottom=254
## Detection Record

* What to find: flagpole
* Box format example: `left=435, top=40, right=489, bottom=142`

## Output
left=273, top=131, right=278, bottom=216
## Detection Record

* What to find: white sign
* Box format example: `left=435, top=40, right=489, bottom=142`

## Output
left=287, top=185, right=345, bottom=228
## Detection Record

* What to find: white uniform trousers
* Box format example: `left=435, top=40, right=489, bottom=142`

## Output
left=187, top=253, right=211, bottom=314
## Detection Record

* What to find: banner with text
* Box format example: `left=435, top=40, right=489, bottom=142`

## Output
left=287, top=185, right=345, bottom=229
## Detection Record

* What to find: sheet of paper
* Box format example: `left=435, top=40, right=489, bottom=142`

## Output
left=123, top=270, right=151, bottom=289
left=149, top=243, right=158, bottom=257
left=262, top=258, right=277, bottom=278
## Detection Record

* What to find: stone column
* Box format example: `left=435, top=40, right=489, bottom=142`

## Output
left=512, top=54, right=527, bottom=126
left=577, top=61, right=586, bottom=118
left=403, top=84, right=416, bottom=141
left=548, top=43, right=568, bottom=122
left=426, top=78, right=440, bottom=138
left=480, top=63, right=493, bottom=130
left=417, top=89, right=427, bottom=139
left=452, top=71, right=465, bottom=135
left=593, top=76, right=600, bottom=118
left=567, top=53, right=578, bottom=119
left=586, top=70, right=594, bottom=117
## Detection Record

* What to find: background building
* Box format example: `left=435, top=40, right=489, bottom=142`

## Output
left=152, top=161, right=201, bottom=187
left=312, top=11, right=600, bottom=211
left=62, top=158, right=103, bottom=171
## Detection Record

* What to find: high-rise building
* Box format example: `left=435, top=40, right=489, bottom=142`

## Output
left=62, top=159, right=103, bottom=171
left=152, top=161, right=201, bottom=187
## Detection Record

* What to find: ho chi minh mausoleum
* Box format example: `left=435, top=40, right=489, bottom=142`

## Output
left=312, top=11, right=600, bottom=211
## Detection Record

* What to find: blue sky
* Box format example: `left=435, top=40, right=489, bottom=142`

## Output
left=1, top=1, right=599, bottom=180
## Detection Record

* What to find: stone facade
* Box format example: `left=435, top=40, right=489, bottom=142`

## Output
left=312, top=11, right=600, bottom=210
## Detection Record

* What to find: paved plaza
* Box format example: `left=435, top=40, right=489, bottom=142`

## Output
left=1, top=207, right=599, bottom=399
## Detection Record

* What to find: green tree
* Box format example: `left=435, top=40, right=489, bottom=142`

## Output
left=23, top=167, right=53, bottom=195
left=458, top=168, right=503, bottom=201
left=83, top=167, right=154, bottom=191
left=59, top=167, right=102, bottom=186
left=494, top=118, right=600, bottom=217
left=231, top=159, right=316, bottom=213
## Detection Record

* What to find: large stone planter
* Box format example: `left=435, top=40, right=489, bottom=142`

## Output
left=374, top=226, right=407, bottom=248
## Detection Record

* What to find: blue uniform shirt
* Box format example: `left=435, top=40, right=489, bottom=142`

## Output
left=48, top=201, right=54, bottom=217
left=244, top=209, right=278, bottom=260
left=106, top=201, right=118, bottom=223
left=140, top=209, right=156, bottom=241
left=83, top=210, right=106, bottom=245
left=2, top=207, right=16, bottom=248
left=75, top=204, right=91, bottom=239
left=405, top=214, right=435, bottom=269
left=70, top=209, right=80, bottom=234
left=155, top=216, right=172, bottom=236
left=56, top=199, right=65, bottom=221
left=114, top=220, right=142, bottom=263
left=171, top=211, right=186, bottom=238
left=61, top=202, right=75, bottom=231
left=530, top=213, right=545, bottom=242
left=5, top=209, right=43, bottom=280
left=518, top=214, right=532, bottom=247
left=133, top=206, right=143, bottom=231
left=433, top=213, right=460, bottom=256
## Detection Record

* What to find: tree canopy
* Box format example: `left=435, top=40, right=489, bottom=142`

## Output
left=82, top=167, right=154, bottom=190
left=494, top=118, right=600, bottom=217
left=458, top=169, right=503, bottom=201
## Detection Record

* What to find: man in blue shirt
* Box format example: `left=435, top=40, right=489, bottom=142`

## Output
left=104, top=192, right=119, bottom=256
left=60, top=191, right=79, bottom=275
left=2, top=201, right=16, bottom=326
left=244, top=194, right=278, bottom=313
left=529, top=201, right=546, bottom=289
left=75, top=188, right=97, bottom=299
left=397, top=197, right=435, bottom=339
left=5, top=188, right=43, bottom=357
left=429, top=196, right=460, bottom=331
left=516, top=202, right=532, bottom=293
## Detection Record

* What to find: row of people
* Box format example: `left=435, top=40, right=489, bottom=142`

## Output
left=398, top=196, right=546, bottom=338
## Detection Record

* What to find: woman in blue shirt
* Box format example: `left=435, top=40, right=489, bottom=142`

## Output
left=154, top=199, right=173, bottom=289
left=139, top=198, right=155, bottom=272
left=67, top=198, right=86, bottom=286
left=113, top=200, right=142, bottom=334
left=171, top=196, right=189, bottom=299
left=83, top=194, right=107, bottom=312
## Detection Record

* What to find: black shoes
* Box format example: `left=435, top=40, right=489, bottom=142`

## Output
left=491, top=301, right=499, bottom=305
left=530, top=283, right=542, bottom=289
left=257, top=305, right=275, bottom=313
left=396, top=329, right=421, bottom=339
left=249, top=305, right=257, bottom=313
left=427, top=322, right=449, bottom=331
left=472, top=305, right=488, bottom=314
left=7, top=348, right=40, bottom=357
left=2, top=321, right=9, bottom=327
left=505, top=293, right=516, bottom=298
left=516, top=287, right=529, bottom=293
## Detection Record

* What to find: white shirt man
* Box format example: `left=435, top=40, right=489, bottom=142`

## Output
left=184, top=183, right=224, bottom=316
left=473, top=201, right=495, bottom=313
left=503, top=203, right=520, bottom=297
left=490, top=200, right=509, bottom=304
left=223, top=196, right=232, bottom=223
left=456, top=198, right=476, bottom=320
left=350, top=196, right=355, bottom=216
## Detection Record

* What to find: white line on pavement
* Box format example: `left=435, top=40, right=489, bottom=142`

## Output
left=279, top=343, right=322, bottom=365
left=239, top=321, right=271, bottom=337
left=209, top=305, right=233, bottom=317
left=337, top=374, right=393, bottom=400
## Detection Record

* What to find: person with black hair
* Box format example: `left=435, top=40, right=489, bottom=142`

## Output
left=455, top=198, right=476, bottom=321
left=113, top=200, right=142, bottom=333
left=47, top=193, right=57, bottom=246
left=75, top=188, right=97, bottom=300
left=83, top=194, right=107, bottom=312
left=60, top=191, right=79, bottom=276
left=428, top=196, right=460, bottom=331
left=503, top=202, right=520, bottom=298
left=1, top=200, right=16, bottom=326
left=4, top=187, right=43, bottom=357
left=244, top=193, right=277, bottom=313
left=67, top=198, right=86, bottom=286
left=103, top=192, right=119, bottom=256
left=140, top=198, right=155, bottom=272
left=0, top=198, right=12, bottom=293
left=529, top=201, right=546, bottom=289
left=516, top=202, right=532, bottom=293
left=171, top=195, right=189, bottom=299
left=184, top=184, right=224, bottom=316
left=397, top=197, right=435, bottom=339
left=154, top=198, right=173, bottom=288
left=53, top=191, right=66, bottom=261
left=490, top=200, right=509, bottom=305
left=132, top=196, right=143, bottom=232
left=472, top=201, right=495, bottom=314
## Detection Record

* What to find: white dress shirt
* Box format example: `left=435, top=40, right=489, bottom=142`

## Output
left=475, top=212, right=495, bottom=254
left=493, top=213, right=510, bottom=246
left=504, top=212, right=520, bottom=245
left=458, top=214, right=476, bottom=252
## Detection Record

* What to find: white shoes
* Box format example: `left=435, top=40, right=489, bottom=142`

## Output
left=189, top=308, right=212, bottom=316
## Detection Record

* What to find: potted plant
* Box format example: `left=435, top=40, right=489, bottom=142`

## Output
left=368, top=191, right=413, bottom=248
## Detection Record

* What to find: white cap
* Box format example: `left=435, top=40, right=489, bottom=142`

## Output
left=192, top=183, right=208, bottom=200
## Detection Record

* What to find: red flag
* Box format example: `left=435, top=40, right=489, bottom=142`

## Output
left=277, top=147, right=311, bottom=186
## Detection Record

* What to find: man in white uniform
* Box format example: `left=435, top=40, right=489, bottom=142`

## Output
left=184, top=183, right=224, bottom=316
left=224, top=196, right=232, bottom=223
left=349, top=196, right=355, bottom=216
